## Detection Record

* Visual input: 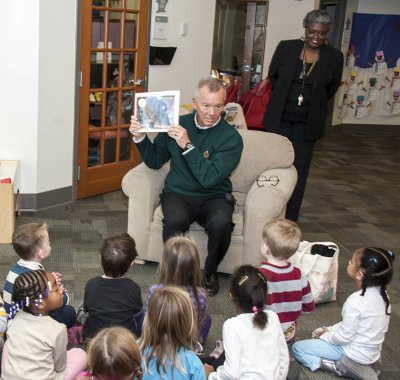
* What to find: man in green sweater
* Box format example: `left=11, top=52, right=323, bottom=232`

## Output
left=129, top=78, right=243, bottom=296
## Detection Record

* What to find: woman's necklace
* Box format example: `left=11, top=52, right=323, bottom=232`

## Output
left=298, top=44, right=319, bottom=106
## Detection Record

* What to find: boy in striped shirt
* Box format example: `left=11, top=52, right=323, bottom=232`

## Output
left=258, top=219, right=315, bottom=343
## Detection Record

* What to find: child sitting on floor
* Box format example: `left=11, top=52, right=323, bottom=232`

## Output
left=258, top=219, right=315, bottom=342
left=292, top=247, right=395, bottom=380
left=3, top=223, right=76, bottom=327
left=204, top=265, right=289, bottom=380
left=77, top=326, right=143, bottom=380
left=82, top=233, right=143, bottom=340
left=258, top=219, right=315, bottom=380
left=141, top=235, right=210, bottom=348
left=140, top=286, right=205, bottom=380
left=1, top=270, right=87, bottom=379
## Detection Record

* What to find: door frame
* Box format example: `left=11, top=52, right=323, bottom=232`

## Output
left=75, top=0, right=150, bottom=199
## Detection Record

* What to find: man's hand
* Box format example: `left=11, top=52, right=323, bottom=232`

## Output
left=129, top=115, right=146, bottom=140
left=167, top=125, right=190, bottom=149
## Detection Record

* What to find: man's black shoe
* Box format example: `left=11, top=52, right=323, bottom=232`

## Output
left=203, top=271, right=219, bottom=296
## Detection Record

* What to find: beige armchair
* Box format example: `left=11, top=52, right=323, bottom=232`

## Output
left=122, top=129, right=297, bottom=274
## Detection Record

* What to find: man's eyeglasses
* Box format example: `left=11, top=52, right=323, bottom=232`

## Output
left=256, top=175, right=279, bottom=187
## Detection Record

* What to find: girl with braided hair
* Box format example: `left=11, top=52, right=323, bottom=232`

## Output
left=292, top=247, right=395, bottom=379
left=204, top=265, right=289, bottom=379
left=1, top=270, right=87, bottom=380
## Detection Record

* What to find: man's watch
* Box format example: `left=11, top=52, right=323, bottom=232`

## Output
left=183, top=141, right=194, bottom=152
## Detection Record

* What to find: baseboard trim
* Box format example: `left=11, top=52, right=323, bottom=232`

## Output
left=331, top=124, right=400, bottom=134
left=19, top=186, right=73, bottom=212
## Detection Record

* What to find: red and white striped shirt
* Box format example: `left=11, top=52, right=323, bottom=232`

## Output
left=259, top=262, right=315, bottom=342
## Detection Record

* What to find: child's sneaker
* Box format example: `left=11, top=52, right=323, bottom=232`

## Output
left=337, top=356, right=379, bottom=380
left=210, top=340, right=224, bottom=359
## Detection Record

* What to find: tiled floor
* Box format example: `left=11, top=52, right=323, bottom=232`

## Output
left=0, top=130, right=399, bottom=379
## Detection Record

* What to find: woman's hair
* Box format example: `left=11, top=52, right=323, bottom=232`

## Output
left=12, top=223, right=48, bottom=260
left=83, top=327, right=142, bottom=380
left=11, top=270, right=49, bottom=317
left=356, top=247, right=395, bottom=315
left=262, top=218, right=301, bottom=259
left=100, top=233, right=138, bottom=278
left=139, top=286, right=197, bottom=377
left=159, top=235, right=205, bottom=322
left=303, top=9, right=333, bottom=31
left=230, top=265, right=268, bottom=329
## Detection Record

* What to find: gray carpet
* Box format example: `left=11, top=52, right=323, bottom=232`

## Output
left=0, top=131, right=399, bottom=379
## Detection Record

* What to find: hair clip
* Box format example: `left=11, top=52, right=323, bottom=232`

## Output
left=238, top=275, right=249, bottom=286
left=34, top=294, right=43, bottom=308
left=252, top=306, right=259, bottom=315
left=370, top=257, right=378, bottom=265
left=8, top=302, right=17, bottom=321
left=257, top=272, right=267, bottom=285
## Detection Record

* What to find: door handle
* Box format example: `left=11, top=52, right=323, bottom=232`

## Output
left=133, top=78, right=146, bottom=86
left=127, top=78, right=146, bottom=86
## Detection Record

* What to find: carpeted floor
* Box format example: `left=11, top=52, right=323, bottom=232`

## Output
left=0, top=130, right=399, bottom=379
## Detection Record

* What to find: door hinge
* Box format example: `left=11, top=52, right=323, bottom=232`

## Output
left=79, top=71, right=83, bottom=87
left=77, top=166, right=80, bottom=181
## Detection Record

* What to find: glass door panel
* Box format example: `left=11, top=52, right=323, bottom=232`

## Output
left=124, top=13, right=137, bottom=49
left=211, top=0, right=268, bottom=93
left=126, top=0, right=140, bottom=10
left=109, top=12, right=122, bottom=48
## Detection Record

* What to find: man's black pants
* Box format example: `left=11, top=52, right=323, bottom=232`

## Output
left=160, top=192, right=234, bottom=273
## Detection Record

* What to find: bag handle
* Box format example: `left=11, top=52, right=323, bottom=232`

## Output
left=296, top=241, right=338, bottom=276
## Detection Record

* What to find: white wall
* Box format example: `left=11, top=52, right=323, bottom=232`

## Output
left=37, top=0, right=77, bottom=193
left=147, top=0, right=216, bottom=104
left=357, top=0, right=400, bottom=14
left=0, top=1, right=40, bottom=194
left=0, top=0, right=77, bottom=196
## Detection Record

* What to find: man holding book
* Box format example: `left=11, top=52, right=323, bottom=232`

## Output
left=129, top=77, right=243, bottom=296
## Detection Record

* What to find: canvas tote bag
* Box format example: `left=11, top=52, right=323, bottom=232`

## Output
left=288, top=241, right=339, bottom=304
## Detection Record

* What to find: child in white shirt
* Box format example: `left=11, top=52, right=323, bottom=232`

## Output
left=292, top=247, right=394, bottom=379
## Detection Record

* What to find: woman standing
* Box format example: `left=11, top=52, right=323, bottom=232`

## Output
left=263, top=10, right=343, bottom=221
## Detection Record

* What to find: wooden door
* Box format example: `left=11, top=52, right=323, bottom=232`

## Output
left=211, top=1, right=268, bottom=94
left=77, top=0, right=148, bottom=199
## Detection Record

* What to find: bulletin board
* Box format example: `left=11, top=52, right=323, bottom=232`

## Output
left=333, top=13, right=400, bottom=124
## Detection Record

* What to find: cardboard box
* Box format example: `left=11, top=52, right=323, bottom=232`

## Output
left=0, top=160, right=20, bottom=243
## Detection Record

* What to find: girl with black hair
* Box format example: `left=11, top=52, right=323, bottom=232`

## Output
left=1, top=270, right=87, bottom=380
left=292, top=247, right=395, bottom=379
left=204, top=265, right=289, bottom=379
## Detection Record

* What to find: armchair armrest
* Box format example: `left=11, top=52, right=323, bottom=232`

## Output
left=122, top=162, right=169, bottom=258
left=242, top=166, right=297, bottom=266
